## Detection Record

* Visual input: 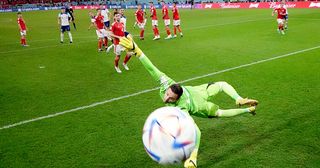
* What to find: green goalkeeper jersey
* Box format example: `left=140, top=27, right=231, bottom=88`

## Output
left=139, top=54, right=219, bottom=118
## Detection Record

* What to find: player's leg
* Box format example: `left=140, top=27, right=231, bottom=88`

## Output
left=20, top=31, right=27, bottom=46
left=114, top=45, right=122, bottom=73
left=106, top=44, right=114, bottom=53
left=133, top=21, right=137, bottom=28
left=206, top=81, right=258, bottom=106
left=67, top=26, right=73, bottom=43
left=177, top=24, right=183, bottom=37
left=71, top=15, right=76, bottom=30
left=284, top=15, right=288, bottom=29
left=102, top=29, right=108, bottom=50
left=139, top=24, right=145, bottom=40
left=215, top=107, right=256, bottom=117
left=60, top=26, right=65, bottom=43
left=96, top=30, right=104, bottom=51
left=184, top=124, right=201, bottom=168
left=173, top=26, right=177, bottom=37
left=164, top=20, right=172, bottom=39
left=123, top=51, right=133, bottom=71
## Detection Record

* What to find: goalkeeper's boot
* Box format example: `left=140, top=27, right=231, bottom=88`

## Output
left=236, top=98, right=258, bottom=107
left=248, top=106, right=257, bottom=116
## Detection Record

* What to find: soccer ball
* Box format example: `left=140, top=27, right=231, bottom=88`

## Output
left=142, top=107, right=198, bottom=165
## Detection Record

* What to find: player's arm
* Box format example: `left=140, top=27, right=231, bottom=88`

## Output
left=67, top=13, right=71, bottom=23
left=57, top=15, right=61, bottom=26
left=108, top=31, right=121, bottom=39
left=272, top=8, right=276, bottom=16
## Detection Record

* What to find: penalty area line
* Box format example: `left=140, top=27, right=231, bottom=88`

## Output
left=1, top=45, right=319, bottom=130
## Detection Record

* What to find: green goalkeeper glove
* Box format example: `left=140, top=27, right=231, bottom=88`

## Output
left=119, top=36, right=143, bottom=57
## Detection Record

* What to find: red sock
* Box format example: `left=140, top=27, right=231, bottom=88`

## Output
left=23, top=38, right=26, bottom=45
left=155, top=28, right=159, bottom=36
left=123, top=54, right=131, bottom=64
left=104, top=37, right=108, bottom=47
left=166, top=28, right=171, bottom=36
left=153, top=28, right=157, bottom=36
left=114, top=56, right=120, bottom=67
left=20, top=38, right=23, bottom=45
left=98, top=39, right=102, bottom=49
left=140, top=29, right=144, bottom=38
left=177, top=27, right=182, bottom=33
left=174, top=27, right=177, bottom=35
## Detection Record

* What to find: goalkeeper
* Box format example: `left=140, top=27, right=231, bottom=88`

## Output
left=120, top=37, right=258, bottom=168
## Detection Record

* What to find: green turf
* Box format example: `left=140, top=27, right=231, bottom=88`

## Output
left=0, top=8, right=319, bottom=167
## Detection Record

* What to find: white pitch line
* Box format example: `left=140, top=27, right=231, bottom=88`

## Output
left=1, top=45, right=319, bottom=130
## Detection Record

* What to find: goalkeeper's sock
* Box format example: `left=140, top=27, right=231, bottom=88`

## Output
left=73, top=22, right=76, bottom=30
left=216, top=108, right=251, bottom=117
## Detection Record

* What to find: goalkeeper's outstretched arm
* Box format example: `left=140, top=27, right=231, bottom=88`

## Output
left=119, top=37, right=175, bottom=84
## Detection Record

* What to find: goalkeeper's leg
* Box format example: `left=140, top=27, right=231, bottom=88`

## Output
left=184, top=124, right=201, bottom=168
left=215, top=106, right=256, bottom=117
left=207, top=81, right=258, bottom=106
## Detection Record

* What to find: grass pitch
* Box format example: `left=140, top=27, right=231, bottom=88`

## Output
left=0, top=8, right=319, bottom=167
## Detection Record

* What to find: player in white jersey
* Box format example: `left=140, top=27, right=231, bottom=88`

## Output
left=282, top=0, right=289, bottom=29
left=58, top=7, right=73, bottom=43
left=100, top=5, right=110, bottom=29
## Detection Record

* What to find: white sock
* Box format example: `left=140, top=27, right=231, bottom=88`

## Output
left=68, top=32, right=73, bottom=42
left=60, top=33, right=64, bottom=42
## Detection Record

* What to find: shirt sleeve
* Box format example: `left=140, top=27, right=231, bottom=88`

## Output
left=139, top=54, right=176, bottom=95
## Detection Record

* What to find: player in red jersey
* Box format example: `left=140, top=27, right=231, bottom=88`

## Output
left=95, top=9, right=109, bottom=51
left=149, top=2, right=160, bottom=40
left=272, top=2, right=286, bottom=35
left=135, top=4, right=146, bottom=40
left=17, top=12, right=28, bottom=47
left=110, top=12, right=134, bottom=73
left=161, top=1, right=172, bottom=39
left=172, top=2, right=183, bottom=38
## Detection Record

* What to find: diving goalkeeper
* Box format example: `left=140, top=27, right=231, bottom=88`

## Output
left=119, top=37, right=258, bottom=168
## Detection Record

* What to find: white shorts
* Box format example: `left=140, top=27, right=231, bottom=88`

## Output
left=173, top=20, right=181, bottom=26
left=152, top=20, right=158, bottom=26
left=96, top=29, right=108, bottom=38
left=164, top=19, right=170, bottom=26
left=138, top=22, right=145, bottom=29
left=20, top=30, right=27, bottom=36
left=114, top=44, right=125, bottom=55
left=91, top=18, right=95, bottom=23
left=277, top=19, right=284, bottom=25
